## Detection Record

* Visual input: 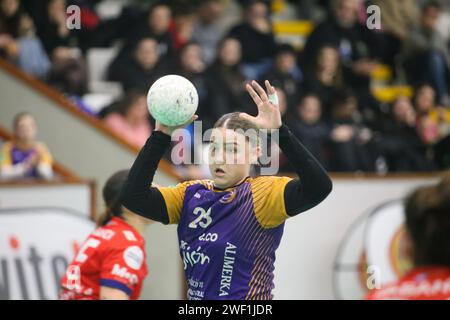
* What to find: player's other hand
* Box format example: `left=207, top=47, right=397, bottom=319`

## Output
left=155, top=115, right=199, bottom=136
left=241, top=80, right=282, bottom=130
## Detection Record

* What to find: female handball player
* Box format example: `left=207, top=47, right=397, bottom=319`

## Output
left=121, top=80, right=332, bottom=300
left=60, top=170, right=151, bottom=300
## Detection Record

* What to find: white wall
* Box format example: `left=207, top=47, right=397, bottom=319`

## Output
left=273, top=176, right=438, bottom=300
left=0, top=183, right=91, bottom=216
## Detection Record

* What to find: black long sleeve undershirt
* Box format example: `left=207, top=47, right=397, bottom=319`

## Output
left=121, top=124, right=333, bottom=224
left=277, top=124, right=333, bottom=216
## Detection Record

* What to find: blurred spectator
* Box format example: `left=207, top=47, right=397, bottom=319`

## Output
left=379, top=96, right=432, bottom=172
left=0, top=1, right=47, bottom=73
left=109, top=37, right=164, bottom=91
left=302, top=0, right=380, bottom=107
left=262, top=43, right=302, bottom=111
left=328, top=90, right=376, bottom=172
left=192, top=0, right=225, bottom=66
left=0, top=112, right=54, bottom=181
left=367, top=173, right=450, bottom=300
left=103, top=91, right=151, bottom=148
left=130, top=2, right=174, bottom=59
left=176, top=42, right=208, bottom=126
left=414, top=84, right=450, bottom=145
left=369, top=0, right=419, bottom=69
left=228, top=0, right=276, bottom=79
left=286, top=94, right=329, bottom=167
left=303, top=45, right=343, bottom=116
left=36, top=0, right=76, bottom=56
left=48, top=46, right=87, bottom=95
left=203, top=37, right=248, bottom=130
left=168, top=3, right=197, bottom=51
left=0, top=0, right=50, bottom=79
left=402, top=1, right=450, bottom=105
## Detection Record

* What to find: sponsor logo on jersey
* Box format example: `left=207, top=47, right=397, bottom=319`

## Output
left=180, top=240, right=211, bottom=270
left=111, top=264, right=138, bottom=285
left=123, top=246, right=144, bottom=270
left=219, top=242, right=237, bottom=296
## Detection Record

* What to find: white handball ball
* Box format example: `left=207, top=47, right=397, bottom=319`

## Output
left=147, top=75, right=199, bottom=127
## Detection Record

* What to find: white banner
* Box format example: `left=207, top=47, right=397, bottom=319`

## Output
left=0, top=207, right=94, bottom=300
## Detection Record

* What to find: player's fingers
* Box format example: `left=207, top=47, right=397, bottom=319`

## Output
left=239, top=112, right=257, bottom=123
left=265, top=80, right=276, bottom=95
left=251, top=80, right=269, bottom=101
left=246, top=83, right=263, bottom=105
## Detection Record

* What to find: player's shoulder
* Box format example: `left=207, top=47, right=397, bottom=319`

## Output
left=92, top=220, right=144, bottom=247
left=249, top=175, right=293, bottom=187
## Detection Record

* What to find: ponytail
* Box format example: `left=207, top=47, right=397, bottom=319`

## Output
left=97, top=170, right=130, bottom=227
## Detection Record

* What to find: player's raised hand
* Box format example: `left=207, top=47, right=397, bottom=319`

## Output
left=155, top=115, right=199, bottom=136
left=240, top=80, right=282, bottom=130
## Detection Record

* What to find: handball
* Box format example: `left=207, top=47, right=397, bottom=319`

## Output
left=147, top=75, right=199, bottom=127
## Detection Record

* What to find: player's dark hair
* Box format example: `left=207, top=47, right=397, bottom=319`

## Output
left=404, top=172, right=450, bottom=267
left=97, top=170, right=130, bottom=227
left=213, top=112, right=260, bottom=147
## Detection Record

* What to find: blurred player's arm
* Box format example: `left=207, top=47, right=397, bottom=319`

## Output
left=120, top=131, right=172, bottom=224
left=100, top=286, right=129, bottom=300
left=278, top=124, right=333, bottom=216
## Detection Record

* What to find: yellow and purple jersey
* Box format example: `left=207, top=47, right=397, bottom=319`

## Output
left=158, top=175, right=292, bottom=300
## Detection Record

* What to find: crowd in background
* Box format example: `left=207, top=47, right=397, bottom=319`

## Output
left=1, top=0, right=450, bottom=180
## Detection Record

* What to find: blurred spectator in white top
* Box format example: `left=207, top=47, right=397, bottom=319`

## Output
left=192, top=0, right=225, bottom=66
left=0, top=112, right=54, bottom=181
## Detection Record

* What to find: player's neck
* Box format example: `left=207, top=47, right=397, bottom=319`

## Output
left=122, top=212, right=149, bottom=235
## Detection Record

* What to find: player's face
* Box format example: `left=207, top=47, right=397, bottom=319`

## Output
left=208, top=127, right=258, bottom=189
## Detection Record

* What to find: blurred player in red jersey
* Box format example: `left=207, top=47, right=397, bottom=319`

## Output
left=367, top=173, right=450, bottom=300
left=60, top=170, right=152, bottom=300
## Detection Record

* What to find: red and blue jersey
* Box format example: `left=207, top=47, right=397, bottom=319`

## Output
left=60, top=217, right=148, bottom=300
left=158, top=175, right=292, bottom=300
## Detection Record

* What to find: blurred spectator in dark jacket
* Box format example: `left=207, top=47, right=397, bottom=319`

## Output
left=109, top=37, right=165, bottom=91
left=176, top=42, right=208, bottom=128
left=131, top=2, right=174, bottom=59
left=380, top=96, right=433, bottom=172
left=303, top=45, right=344, bottom=116
left=203, top=37, right=248, bottom=130
left=192, top=0, right=225, bottom=66
left=302, top=0, right=380, bottom=107
left=286, top=94, right=330, bottom=167
left=328, top=90, right=376, bottom=172
left=0, top=0, right=50, bottom=79
left=36, top=0, right=76, bottom=56
left=369, top=0, right=418, bottom=69
left=402, top=1, right=450, bottom=105
left=262, top=44, right=302, bottom=111
left=228, top=0, right=276, bottom=80
left=108, top=3, right=174, bottom=79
